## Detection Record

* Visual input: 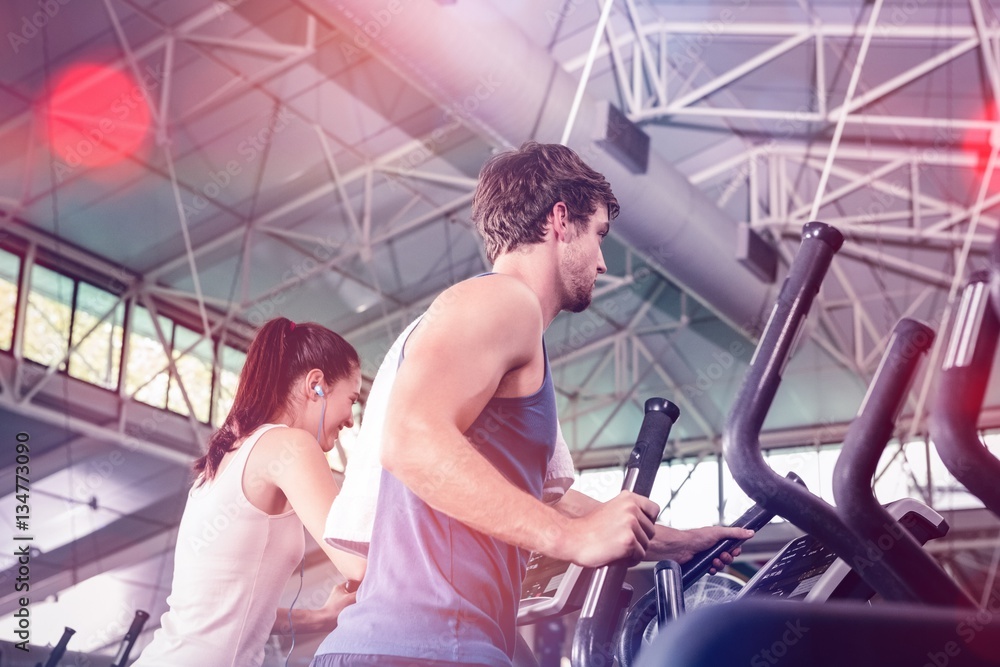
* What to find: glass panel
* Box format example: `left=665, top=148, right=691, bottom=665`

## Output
left=125, top=306, right=171, bottom=409
left=168, top=324, right=213, bottom=422
left=654, top=457, right=720, bottom=529
left=23, top=264, right=73, bottom=369
left=764, top=446, right=832, bottom=504
left=871, top=438, right=984, bottom=510
left=721, top=445, right=840, bottom=524
left=874, top=440, right=925, bottom=504
left=721, top=461, right=755, bottom=524
left=213, top=344, right=245, bottom=428
left=69, top=282, right=124, bottom=389
left=0, top=249, right=19, bottom=351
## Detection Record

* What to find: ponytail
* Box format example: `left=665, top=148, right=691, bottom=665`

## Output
left=193, top=317, right=359, bottom=483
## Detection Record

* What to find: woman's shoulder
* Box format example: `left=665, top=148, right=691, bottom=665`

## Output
left=242, top=425, right=326, bottom=492
left=252, top=425, right=321, bottom=459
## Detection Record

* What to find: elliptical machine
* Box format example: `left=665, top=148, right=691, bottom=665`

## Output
left=523, top=221, right=1000, bottom=665
left=608, top=223, right=975, bottom=666
left=631, top=222, right=1000, bottom=665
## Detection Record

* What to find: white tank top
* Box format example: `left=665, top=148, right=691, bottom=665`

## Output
left=135, top=424, right=305, bottom=667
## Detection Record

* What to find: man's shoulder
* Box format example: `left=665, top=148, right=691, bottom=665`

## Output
left=405, top=274, right=543, bottom=367
left=428, top=273, right=541, bottom=321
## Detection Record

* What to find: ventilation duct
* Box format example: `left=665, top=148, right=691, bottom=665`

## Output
left=299, top=0, right=776, bottom=333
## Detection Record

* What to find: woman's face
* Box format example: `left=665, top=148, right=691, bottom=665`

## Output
left=317, top=368, right=361, bottom=451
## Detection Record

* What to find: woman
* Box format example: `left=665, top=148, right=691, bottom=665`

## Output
left=135, top=317, right=366, bottom=667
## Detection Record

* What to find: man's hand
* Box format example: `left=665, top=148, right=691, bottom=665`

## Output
left=647, top=525, right=754, bottom=572
left=549, top=491, right=660, bottom=568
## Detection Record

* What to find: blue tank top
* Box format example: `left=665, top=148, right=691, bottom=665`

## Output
left=316, top=338, right=558, bottom=666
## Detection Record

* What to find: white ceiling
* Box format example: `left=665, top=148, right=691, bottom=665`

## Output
left=2, top=0, right=1000, bottom=660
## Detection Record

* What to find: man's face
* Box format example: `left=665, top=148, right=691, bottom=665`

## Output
left=559, top=207, right=609, bottom=313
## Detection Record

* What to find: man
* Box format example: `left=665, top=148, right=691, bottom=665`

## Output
left=324, top=341, right=746, bottom=566
left=313, top=142, right=750, bottom=667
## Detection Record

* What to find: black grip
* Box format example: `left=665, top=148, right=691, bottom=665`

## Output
left=724, top=222, right=843, bottom=497
left=572, top=398, right=679, bottom=667
left=725, top=222, right=843, bottom=482
left=110, top=610, right=150, bottom=667
left=42, top=627, right=75, bottom=667
left=680, top=472, right=806, bottom=588
left=625, top=398, right=680, bottom=497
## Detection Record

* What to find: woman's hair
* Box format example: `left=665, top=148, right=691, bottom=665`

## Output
left=472, top=141, right=620, bottom=263
left=193, top=317, right=360, bottom=483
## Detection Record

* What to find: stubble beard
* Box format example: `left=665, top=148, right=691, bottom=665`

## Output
left=561, top=259, right=595, bottom=313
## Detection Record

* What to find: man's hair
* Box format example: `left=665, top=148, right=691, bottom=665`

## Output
left=472, top=141, right=620, bottom=263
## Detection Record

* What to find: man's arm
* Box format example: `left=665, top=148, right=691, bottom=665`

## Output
left=552, top=489, right=752, bottom=568
left=381, top=276, right=659, bottom=568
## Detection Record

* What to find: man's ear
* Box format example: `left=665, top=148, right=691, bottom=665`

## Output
left=548, top=202, right=572, bottom=242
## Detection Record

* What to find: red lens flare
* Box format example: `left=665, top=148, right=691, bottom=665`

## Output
left=40, top=63, right=152, bottom=170
left=959, top=99, right=1000, bottom=191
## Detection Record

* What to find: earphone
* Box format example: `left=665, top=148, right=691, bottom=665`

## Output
left=287, top=384, right=326, bottom=661
left=285, top=385, right=326, bottom=667
left=313, top=385, right=326, bottom=443
left=285, top=553, right=305, bottom=667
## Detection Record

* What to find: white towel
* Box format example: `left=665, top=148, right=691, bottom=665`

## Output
left=324, top=318, right=574, bottom=556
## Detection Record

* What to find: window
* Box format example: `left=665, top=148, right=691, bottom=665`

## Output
left=124, top=307, right=223, bottom=423
left=168, top=324, right=213, bottom=423
left=69, top=281, right=125, bottom=389
left=125, top=305, right=172, bottom=409
left=23, top=264, right=73, bottom=369
left=879, top=439, right=982, bottom=512
left=0, top=239, right=242, bottom=425
left=655, top=457, right=720, bottom=529
left=213, top=344, right=245, bottom=427
left=0, top=248, right=19, bottom=351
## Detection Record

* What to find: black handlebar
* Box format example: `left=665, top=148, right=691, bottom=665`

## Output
left=39, top=627, right=75, bottom=667
left=833, top=318, right=976, bottom=608
left=723, top=222, right=856, bottom=563
left=110, top=610, right=150, bottom=667
left=679, top=472, right=805, bottom=588
left=571, top=397, right=679, bottom=667
left=722, top=221, right=941, bottom=604
left=624, top=398, right=681, bottom=497
left=724, top=222, right=842, bottom=496
left=930, top=273, right=1000, bottom=520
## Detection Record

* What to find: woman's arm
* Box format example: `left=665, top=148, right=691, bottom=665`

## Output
left=263, top=428, right=368, bottom=581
